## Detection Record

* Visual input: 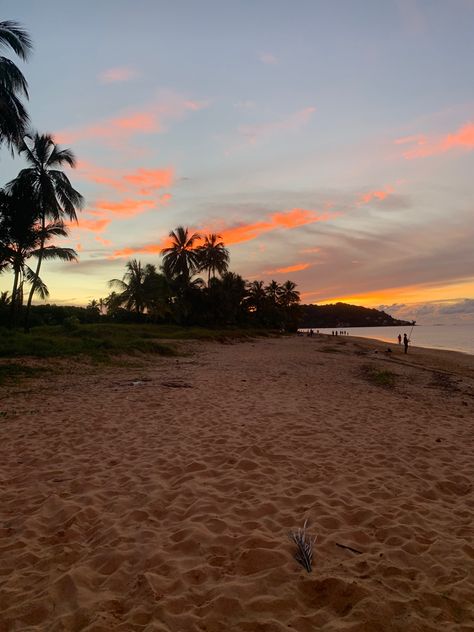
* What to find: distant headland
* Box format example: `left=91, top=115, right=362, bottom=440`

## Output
left=299, top=302, right=412, bottom=328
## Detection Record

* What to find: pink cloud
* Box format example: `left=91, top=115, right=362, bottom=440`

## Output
left=95, top=235, right=112, bottom=246
left=77, top=217, right=111, bottom=232
left=358, top=185, right=394, bottom=205
left=55, top=93, right=208, bottom=146
left=99, top=66, right=138, bottom=83
left=397, top=122, right=474, bottom=159
left=259, top=52, right=278, bottom=64
left=238, top=107, right=316, bottom=145
left=123, top=167, right=174, bottom=194
left=76, top=161, right=174, bottom=197
left=94, top=198, right=156, bottom=217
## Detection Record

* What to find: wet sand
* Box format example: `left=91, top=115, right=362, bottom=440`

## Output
left=0, top=335, right=473, bottom=631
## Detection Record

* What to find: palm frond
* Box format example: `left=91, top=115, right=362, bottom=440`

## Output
left=0, top=21, right=33, bottom=61
left=24, top=265, right=49, bottom=299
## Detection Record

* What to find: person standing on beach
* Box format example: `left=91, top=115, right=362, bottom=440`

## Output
left=398, top=334, right=402, bottom=345
left=403, top=333, right=409, bottom=354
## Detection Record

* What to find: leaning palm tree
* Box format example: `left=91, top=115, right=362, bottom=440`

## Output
left=8, top=132, right=84, bottom=330
left=197, top=233, right=230, bottom=284
left=0, top=188, right=77, bottom=326
left=0, top=20, right=33, bottom=151
left=161, top=226, right=201, bottom=282
left=108, top=259, right=148, bottom=315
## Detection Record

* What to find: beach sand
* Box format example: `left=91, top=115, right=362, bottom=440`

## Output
left=0, top=335, right=473, bottom=631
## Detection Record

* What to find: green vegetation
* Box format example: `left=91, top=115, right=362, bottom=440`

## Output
left=361, top=364, right=397, bottom=388
left=0, top=323, right=273, bottom=361
left=0, top=362, right=44, bottom=385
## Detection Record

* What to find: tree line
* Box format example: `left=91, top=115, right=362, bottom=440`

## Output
left=93, top=226, right=300, bottom=329
left=0, top=21, right=300, bottom=332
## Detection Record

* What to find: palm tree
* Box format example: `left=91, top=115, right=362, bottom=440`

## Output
left=0, top=21, right=33, bottom=151
left=278, top=280, right=300, bottom=332
left=245, top=280, right=267, bottom=319
left=278, top=280, right=300, bottom=308
left=108, top=259, right=148, bottom=315
left=8, top=132, right=84, bottom=330
left=0, top=188, right=77, bottom=326
left=161, top=226, right=201, bottom=282
left=265, top=280, right=281, bottom=304
left=198, top=233, right=229, bottom=284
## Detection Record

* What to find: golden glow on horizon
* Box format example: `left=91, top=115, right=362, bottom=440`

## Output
left=303, top=278, right=474, bottom=307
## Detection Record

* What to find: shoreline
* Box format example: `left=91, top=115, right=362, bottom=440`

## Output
left=1, top=335, right=473, bottom=630
left=300, top=327, right=474, bottom=360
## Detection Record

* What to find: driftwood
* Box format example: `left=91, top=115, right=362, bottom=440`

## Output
left=336, top=542, right=363, bottom=555
left=289, top=519, right=316, bottom=572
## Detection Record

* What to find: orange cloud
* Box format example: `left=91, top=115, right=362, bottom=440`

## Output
left=123, top=168, right=174, bottom=194
left=99, top=66, right=138, bottom=83
left=55, top=93, right=208, bottom=146
left=95, top=198, right=155, bottom=217
left=217, top=208, right=332, bottom=245
left=112, top=244, right=164, bottom=258
left=110, top=207, right=334, bottom=258
left=95, top=235, right=112, bottom=246
left=397, top=122, right=474, bottom=159
left=264, top=262, right=311, bottom=275
left=77, top=217, right=111, bottom=232
left=358, top=185, right=394, bottom=205
left=76, top=161, right=174, bottom=196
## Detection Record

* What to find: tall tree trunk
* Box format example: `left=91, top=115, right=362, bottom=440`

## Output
left=23, top=213, right=45, bottom=332
left=9, top=264, right=20, bottom=328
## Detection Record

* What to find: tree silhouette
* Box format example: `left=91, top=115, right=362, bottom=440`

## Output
left=161, top=226, right=201, bottom=282
left=198, top=233, right=229, bottom=284
left=0, top=187, right=76, bottom=326
left=0, top=20, right=32, bottom=151
left=8, top=132, right=83, bottom=330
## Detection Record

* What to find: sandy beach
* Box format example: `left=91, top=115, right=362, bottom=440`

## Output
left=0, top=334, right=473, bottom=632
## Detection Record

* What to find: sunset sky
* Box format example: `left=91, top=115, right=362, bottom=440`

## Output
left=1, top=0, right=474, bottom=324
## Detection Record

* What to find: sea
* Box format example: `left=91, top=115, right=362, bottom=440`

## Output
left=299, top=324, right=474, bottom=356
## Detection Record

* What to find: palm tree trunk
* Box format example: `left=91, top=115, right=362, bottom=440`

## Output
left=9, top=264, right=20, bottom=328
left=23, top=213, right=45, bottom=332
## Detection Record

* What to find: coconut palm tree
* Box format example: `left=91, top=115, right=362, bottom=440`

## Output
left=161, top=226, right=201, bottom=282
left=8, top=132, right=84, bottom=330
left=245, top=280, right=267, bottom=318
left=0, top=187, right=77, bottom=326
left=0, top=20, right=33, bottom=151
left=198, top=233, right=230, bottom=284
left=265, top=280, right=281, bottom=304
left=278, top=280, right=300, bottom=308
left=108, top=259, right=148, bottom=315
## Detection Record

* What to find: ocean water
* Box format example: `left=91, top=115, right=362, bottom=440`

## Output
left=300, top=324, right=474, bottom=356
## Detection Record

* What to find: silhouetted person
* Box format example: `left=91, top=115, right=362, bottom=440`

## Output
left=398, top=334, right=402, bottom=345
left=403, top=333, right=409, bottom=354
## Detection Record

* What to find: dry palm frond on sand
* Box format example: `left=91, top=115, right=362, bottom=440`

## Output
left=289, top=519, right=316, bottom=572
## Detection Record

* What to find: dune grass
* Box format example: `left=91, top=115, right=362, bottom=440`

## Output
left=361, top=364, right=397, bottom=388
left=0, top=363, right=45, bottom=386
left=0, top=323, right=270, bottom=361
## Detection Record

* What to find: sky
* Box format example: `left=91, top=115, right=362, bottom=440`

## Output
left=1, top=0, right=474, bottom=324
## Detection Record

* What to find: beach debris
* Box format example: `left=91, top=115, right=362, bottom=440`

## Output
left=336, top=542, right=363, bottom=555
left=161, top=380, right=192, bottom=389
left=289, top=519, right=316, bottom=572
